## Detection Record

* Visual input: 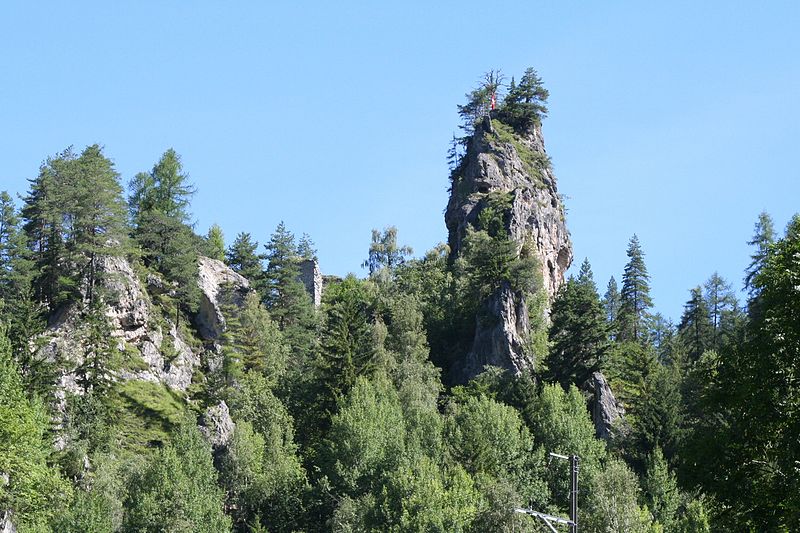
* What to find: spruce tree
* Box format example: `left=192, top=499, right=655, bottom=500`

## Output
left=677, top=287, right=713, bottom=363
left=226, top=232, right=263, bottom=283
left=262, top=222, right=317, bottom=359
left=703, top=272, right=737, bottom=351
left=617, top=234, right=653, bottom=343
left=603, top=275, right=621, bottom=339
left=744, top=211, right=775, bottom=294
left=545, top=259, right=610, bottom=390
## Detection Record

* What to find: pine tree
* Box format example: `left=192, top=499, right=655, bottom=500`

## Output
left=618, top=235, right=653, bottom=343
left=642, top=447, right=680, bottom=531
left=545, top=259, right=610, bottom=390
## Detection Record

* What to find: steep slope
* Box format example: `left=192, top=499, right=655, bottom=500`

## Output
left=446, top=117, right=572, bottom=381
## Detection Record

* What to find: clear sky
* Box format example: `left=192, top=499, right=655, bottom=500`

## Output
left=1, top=2, right=798, bottom=320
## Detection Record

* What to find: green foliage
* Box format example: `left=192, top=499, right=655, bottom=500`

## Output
left=362, top=226, right=412, bottom=278
left=527, top=384, right=606, bottom=509
left=617, top=234, right=653, bottom=343
left=324, top=375, right=406, bottom=496
left=317, top=275, right=379, bottom=408
left=687, top=217, right=800, bottom=529
left=602, top=275, right=621, bottom=337
left=205, top=223, right=226, bottom=261
left=123, top=421, right=231, bottom=532
left=544, top=260, right=610, bottom=389
left=22, top=145, right=129, bottom=310
left=376, top=458, right=479, bottom=532
left=220, top=419, right=307, bottom=533
left=584, top=458, right=654, bottom=533
left=226, top=232, right=264, bottom=285
left=446, top=395, right=547, bottom=506
left=0, top=325, right=71, bottom=530
left=106, top=380, right=188, bottom=453
left=457, top=70, right=503, bottom=136
left=130, top=149, right=200, bottom=317
left=677, top=286, right=713, bottom=363
left=495, top=67, right=549, bottom=133
left=262, top=221, right=317, bottom=358
left=642, top=447, right=679, bottom=530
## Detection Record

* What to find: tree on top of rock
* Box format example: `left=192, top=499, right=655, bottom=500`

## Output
left=497, top=67, right=549, bottom=133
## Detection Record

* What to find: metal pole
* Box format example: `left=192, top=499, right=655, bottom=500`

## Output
left=570, top=454, right=579, bottom=533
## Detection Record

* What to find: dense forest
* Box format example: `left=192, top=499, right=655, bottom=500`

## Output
left=1, top=69, right=798, bottom=532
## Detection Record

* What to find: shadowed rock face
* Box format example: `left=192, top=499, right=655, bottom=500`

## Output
left=592, top=372, right=626, bottom=440
left=446, top=118, right=572, bottom=381
left=298, top=258, right=323, bottom=308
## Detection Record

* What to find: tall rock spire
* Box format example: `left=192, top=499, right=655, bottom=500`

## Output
left=445, top=115, right=572, bottom=381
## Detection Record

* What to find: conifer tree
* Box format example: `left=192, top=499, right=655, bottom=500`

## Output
left=129, top=149, right=200, bottom=317
left=262, top=222, right=317, bottom=368
left=677, top=287, right=713, bottom=363
left=226, top=232, right=263, bottom=284
left=744, top=211, right=775, bottom=294
left=545, top=259, right=610, bottom=390
left=22, top=146, right=128, bottom=309
left=603, top=275, right=621, bottom=339
left=703, top=272, right=737, bottom=351
left=205, top=223, right=225, bottom=261
left=617, top=235, right=653, bottom=343
left=297, top=232, right=317, bottom=261
left=497, top=67, right=549, bottom=133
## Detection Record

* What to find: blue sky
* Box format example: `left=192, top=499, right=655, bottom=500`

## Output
left=1, top=2, right=798, bottom=320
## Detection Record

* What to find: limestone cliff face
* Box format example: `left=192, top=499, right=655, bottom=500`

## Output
left=37, top=255, right=250, bottom=409
left=446, top=117, right=572, bottom=381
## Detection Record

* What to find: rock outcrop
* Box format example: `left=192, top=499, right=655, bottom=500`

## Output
left=298, top=258, right=323, bottom=308
left=592, top=372, right=625, bottom=440
left=196, top=256, right=251, bottom=340
left=37, top=255, right=251, bottom=405
left=1, top=510, right=15, bottom=533
left=199, top=401, right=235, bottom=450
left=445, top=117, right=572, bottom=381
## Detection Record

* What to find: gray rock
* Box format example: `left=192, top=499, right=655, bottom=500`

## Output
left=592, top=372, right=625, bottom=440
left=196, top=256, right=250, bottom=340
left=1, top=511, right=16, bottom=533
left=456, top=283, right=532, bottom=381
left=446, top=117, right=572, bottom=381
left=199, top=401, right=235, bottom=449
left=35, top=254, right=203, bottom=396
left=298, top=258, right=323, bottom=308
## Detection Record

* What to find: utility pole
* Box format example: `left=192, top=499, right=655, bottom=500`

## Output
left=569, top=454, right=579, bottom=533
left=514, top=452, right=579, bottom=533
